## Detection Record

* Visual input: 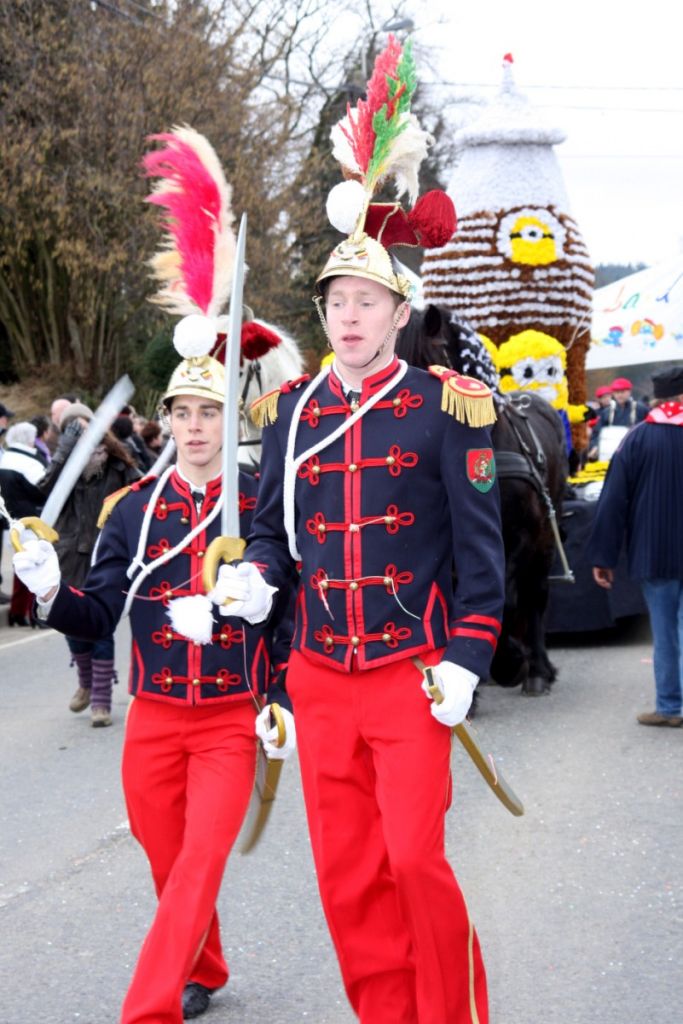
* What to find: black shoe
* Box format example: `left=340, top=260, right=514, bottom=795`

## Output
left=182, top=983, right=215, bottom=1019
left=8, top=613, right=30, bottom=627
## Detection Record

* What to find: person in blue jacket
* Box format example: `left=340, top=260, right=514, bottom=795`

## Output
left=589, top=365, right=683, bottom=727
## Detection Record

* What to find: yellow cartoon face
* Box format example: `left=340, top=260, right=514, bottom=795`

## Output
left=498, top=330, right=572, bottom=409
left=503, top=353, right=565, bottom=403
left=497, top=208, right=565, bottom=266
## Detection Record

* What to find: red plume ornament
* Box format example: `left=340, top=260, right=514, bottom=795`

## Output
left=407, top=191, right=457, bottom=247
left=241, top=321, right=282, bottom=360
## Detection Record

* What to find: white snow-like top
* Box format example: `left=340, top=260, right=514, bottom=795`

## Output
left=445, top=61, right=570, bottom=216
left=454, top=58, right=566, bottom=150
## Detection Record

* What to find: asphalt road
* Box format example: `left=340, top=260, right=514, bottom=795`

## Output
left=0, top=601, right=681, bottom=1024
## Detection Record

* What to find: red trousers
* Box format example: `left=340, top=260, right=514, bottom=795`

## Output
left=288, top=649, right=488, bottom=1024
left=119, top=697, right=257, bottom=1024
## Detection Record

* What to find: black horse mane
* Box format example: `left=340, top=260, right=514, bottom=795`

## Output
left=397, top=305, right=501, bottom=398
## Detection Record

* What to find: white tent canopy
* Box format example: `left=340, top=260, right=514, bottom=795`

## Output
left=587, top=257, right=683, bottom=369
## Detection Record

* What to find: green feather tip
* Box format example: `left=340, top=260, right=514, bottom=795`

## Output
left=395, top=39, right=416, bottom=113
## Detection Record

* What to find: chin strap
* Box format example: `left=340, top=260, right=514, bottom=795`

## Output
left=313, top=296, right=407, bottom=371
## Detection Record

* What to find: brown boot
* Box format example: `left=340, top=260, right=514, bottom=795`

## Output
left=69, top=650, right=93, bottom=713
left=91, top=707, right=113, bottom=728
left=69, top=686, right=91, bottom=713
left=637, top=711, right=682, bottom=727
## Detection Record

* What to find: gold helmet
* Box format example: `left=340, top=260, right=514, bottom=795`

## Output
left=316, top=37, right=456, bottom=301
left=317, top=232, right=412, bottom=298
left=162, top=315, right=226, bottom=407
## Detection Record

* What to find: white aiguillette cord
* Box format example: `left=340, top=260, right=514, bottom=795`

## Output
left=122, top=470, right=224, bottom=619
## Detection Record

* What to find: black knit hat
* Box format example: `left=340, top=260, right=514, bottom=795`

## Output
left=652, top=366, right=683, bottom=400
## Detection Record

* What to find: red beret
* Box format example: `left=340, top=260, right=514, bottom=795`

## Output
left=610, top=377, right=632, bottom=391
left=595, top=385, right=611, bottom=398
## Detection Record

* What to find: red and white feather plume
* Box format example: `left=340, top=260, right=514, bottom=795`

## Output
left=325, top=37, right=454, bottom=251
left=143, top=126, right=236, bottom=335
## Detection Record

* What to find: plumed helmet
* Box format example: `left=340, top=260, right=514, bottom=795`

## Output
left=315, top=37, right=456, bottom=302
left=162, top=315, right=225, bottom=408
left=317, top=233, right=412, bottom=298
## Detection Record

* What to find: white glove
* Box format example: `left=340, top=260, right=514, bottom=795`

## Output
left=208, top=562, right=277, bottom=624
left=255, top=705, right=296, bottom=760
left=13, top=539, right=61, bottom=600
left=421, top=661, right=478, bottom=728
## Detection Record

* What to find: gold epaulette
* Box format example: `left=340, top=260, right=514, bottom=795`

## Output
left=249, top=387, right=282, bottom=428
left=249, top=374, right=311, bottom=428
left=97, top=486, right=133, bottom=530
left=96, top=475, right=156, bottom=530
left=428, top=365, right=496, bottom=427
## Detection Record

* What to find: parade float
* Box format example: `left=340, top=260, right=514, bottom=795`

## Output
left=419, top=55, right=648, bottom=632
left=421, top=53, right=594, bottom=452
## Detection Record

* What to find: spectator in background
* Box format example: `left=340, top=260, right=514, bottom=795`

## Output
left=0, top=400, right=16, bottom=603
left=0, top=399, right=13, bottom=440
left=139, top=419, right=164, bottom=467
left=38, top=402, right=141, bottom=725
left=589, top=366, right=683, bottom=727
left=31, top=415, right=52, bottom=467
left=112, top=413, right=151, bottom=471
left=47, top=393, right=78, bottom=455
left=0, top=421, right=45, bottom=486
left=0, top=422, right=45, bottom=626
left=595, top=384, right=612, bottom=409
left=588, top=377, right=649, bottom=460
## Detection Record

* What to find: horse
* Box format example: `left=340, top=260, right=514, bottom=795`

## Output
left=397, top=303, right=568, bottom=696
left=238, top=320, right=305, bottom=470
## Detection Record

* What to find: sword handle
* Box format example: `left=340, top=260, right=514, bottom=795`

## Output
left=202, top=535, right=247, bottom=596
left=269, top=702, right=286, bottom=748
left=10, top=517, right=59, bottom=553
left=423, top=666, right=444, bottom=704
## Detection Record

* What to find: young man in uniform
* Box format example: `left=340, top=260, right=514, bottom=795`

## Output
left=216, top=40, right=506, bottom=1023
left=13, top=338, right=293, bottom=1024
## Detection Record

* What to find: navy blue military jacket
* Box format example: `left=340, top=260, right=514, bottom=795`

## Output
left=246, top=358, right=505, bottom=680
left=588, top=415, right=683, bottom=580
left=47, top=468, right=284, bottom=706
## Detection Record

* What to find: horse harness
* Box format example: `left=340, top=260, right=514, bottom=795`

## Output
left=496, top=398, right=574, bottom=583
left=239, top=359, right=264, bottom=451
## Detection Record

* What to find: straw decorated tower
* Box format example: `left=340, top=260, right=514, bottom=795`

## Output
left=421, top=55, right=594, bottom=439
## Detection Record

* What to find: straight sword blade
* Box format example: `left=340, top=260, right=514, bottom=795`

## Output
left=221, top=212, right=247, bottom=537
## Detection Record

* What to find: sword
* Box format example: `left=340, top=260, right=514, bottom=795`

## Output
left=9, top=375, right=135, bottom=552
left=423, top=664, right=525, bottom=817
left=202, top=212, right=248, bottom=592
left=239, top=703, right=286, bottom=854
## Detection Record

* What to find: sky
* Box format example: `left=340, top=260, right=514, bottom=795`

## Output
left=362, top=0, right=683, bottom=269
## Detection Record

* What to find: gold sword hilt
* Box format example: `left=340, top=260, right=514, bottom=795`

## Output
left=10, top=517, right=59, bottom=553
left=202, top=535, right=247, bottom=603
left=424, top=665, right=444, bottom=704
left=269, top=702, right=286, bottom=749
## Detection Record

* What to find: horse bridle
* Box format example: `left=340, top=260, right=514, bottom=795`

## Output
left=497, top=399, right=574, bottom=583
left=238, top=358, right=264, bottom=450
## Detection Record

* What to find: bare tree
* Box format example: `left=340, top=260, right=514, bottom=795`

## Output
left=0, top=0, right=440, bottom=394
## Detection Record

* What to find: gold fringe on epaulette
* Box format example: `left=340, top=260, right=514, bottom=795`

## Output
left=441, top=380, right=496, bottom=428
left=96, top=486, right=132, bottom=530
left=249, top=389, right=281, bottom=428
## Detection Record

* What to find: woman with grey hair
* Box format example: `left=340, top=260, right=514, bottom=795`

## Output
left=1, top=422, right=45, bottom=485
left=0, top=421, right=46, bottom=624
